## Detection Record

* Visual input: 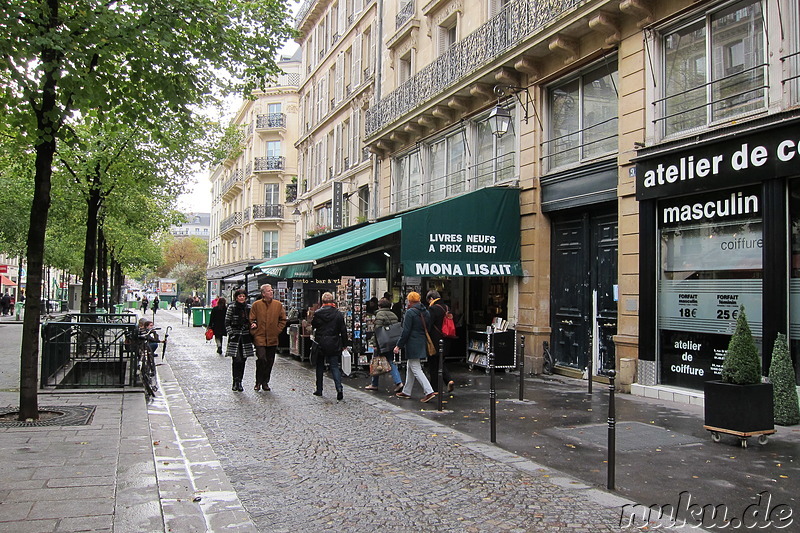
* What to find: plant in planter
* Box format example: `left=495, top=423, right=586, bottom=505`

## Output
left=704, top=305, right=775, bottom=445
left=768, top=333, right=800, bottom=426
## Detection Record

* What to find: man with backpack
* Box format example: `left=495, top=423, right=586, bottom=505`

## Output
left=426, top=290, right=455, bottom=393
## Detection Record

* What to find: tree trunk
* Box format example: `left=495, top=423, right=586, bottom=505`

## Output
left=18, top=139, right=55, bottom=421
left=80, top=188, right=101, bottom=315
left=97, top=226, right=107, bottom=310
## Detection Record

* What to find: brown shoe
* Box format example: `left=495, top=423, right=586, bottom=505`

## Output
left=364, top=385, right=379, bottom=391
left=447, top=381, right=455, bottom=393
left=263, top=384, right=271, bottom=391
left=421, top=392, right=438, bottom=403
left=395, top=392, right=411, bottom=399
left=254, top=383, right=260, bottom=391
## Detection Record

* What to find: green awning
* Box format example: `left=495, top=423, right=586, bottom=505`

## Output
left=401, top=187, right=522, bottom=277
left=254, top=218, right=402, bottom=279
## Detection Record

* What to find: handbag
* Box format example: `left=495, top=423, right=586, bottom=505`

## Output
left=369, top=354, right=391, bottom=376
left=374, top=322, right=403, bottom=354
left=421, top=316, right=437, bottom=356
left=205, top=328, right=214, bottom=341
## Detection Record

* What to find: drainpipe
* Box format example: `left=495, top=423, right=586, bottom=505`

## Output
left=371, top=0, right=384, bottom=223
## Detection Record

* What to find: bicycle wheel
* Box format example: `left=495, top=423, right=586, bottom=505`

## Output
left=139, top=346, right=158, bottom=398
left=72, top=330, right=103, bottom=359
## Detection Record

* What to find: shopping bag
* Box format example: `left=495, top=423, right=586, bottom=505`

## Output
left=369, top=355, right=391, bottom=376
left=341, top=348, right=352, bottom=375
left=374, top=322, right=403, bottom=354
left=205, top=328, right=214, bottom=341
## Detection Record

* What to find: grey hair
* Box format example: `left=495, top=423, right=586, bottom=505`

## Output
left=321, top=292, right=335, bottom=303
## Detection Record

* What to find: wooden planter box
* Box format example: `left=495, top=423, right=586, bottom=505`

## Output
left=704, top=380, right=774, bottom=434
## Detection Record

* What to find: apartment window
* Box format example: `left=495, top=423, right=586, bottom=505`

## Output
left=265, top=183, right=279, bottom=205
left=394, top=150, right=422, bottom=211
left=476, top=112, right=515, bottom=187
left=545, top=61, right=618, bottom=170
left=268, top=103, right=281, bottom=114
left=262, top=230, right=279, bottom=259
left=438, top=17, right=458, bottom=55
left=659, top=0, right=765, bottom=137
left=315, top=203, right=332, bottom=230
left=398, top=52, right=412, bottom=85
left=429, top=131, right=466, bottom=202
left=266, top=141, right=281, bottom=158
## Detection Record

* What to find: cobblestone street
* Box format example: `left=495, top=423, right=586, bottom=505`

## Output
left=158, top=310, right=639, bottom=532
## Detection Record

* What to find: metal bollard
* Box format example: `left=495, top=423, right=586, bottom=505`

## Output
left=607, top=369, right=616, bottom=490
left=488, top=327, right=496, bottom=443
left=437, top=339, right=444, bottom=412
left=518, top=333, right=525, bottom=401
left=587, top=356, right=593, bottom=394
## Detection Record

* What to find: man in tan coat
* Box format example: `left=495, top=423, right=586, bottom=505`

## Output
left=249, top=284, right=287, bottom=391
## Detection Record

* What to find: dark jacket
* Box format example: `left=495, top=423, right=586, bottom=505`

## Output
left=396, top=303, right=430, bottom=360
left=209, top=304, right=227, bottom=339
left=311, top=304, right=349, bottom=356
left=427, top=300, right=452, bottom=356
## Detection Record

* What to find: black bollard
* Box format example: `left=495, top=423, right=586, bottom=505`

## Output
left=587, top=356, right=593, bottom=394
left=518, top=334, right=525, bottom=401
left=437, top=339, right=444, bottom=412
left=607, top=369, right=616, bottom=490
left=488, top=327, right=496, bottom=443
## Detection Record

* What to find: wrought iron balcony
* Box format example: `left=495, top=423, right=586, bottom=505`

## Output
left=256, top=113, right=287, bottom=130
left=254, top=156, right=285, bottom=172
left=366, top=0, right=582, bottom=138
left=252, top=204, right=284, bottom=220
left=220, top=212, right=243, bottom=233
left=396, top=1, right=414, bottom=29
left=222, top=171, right=244, bottom=195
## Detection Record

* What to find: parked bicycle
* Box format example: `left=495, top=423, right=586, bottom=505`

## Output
left=542, top=341, right=554, bottom=375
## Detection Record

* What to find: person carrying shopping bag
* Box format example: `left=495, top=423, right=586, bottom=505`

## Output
left=365, top=298, right=404, bottom=393
left=394, top=292, right=437, bottom=403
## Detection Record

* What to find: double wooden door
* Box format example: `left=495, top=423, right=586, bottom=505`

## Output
left=550, top=211, right=618, bottom=374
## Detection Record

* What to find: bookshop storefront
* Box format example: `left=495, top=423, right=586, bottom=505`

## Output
left=636, top=119, right=800, bottom=391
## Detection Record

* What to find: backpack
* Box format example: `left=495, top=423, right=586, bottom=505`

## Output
left=438, top=304, right=457, bottom=338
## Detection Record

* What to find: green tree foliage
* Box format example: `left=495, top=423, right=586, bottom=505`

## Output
left=768, top=333, right=800, bottom=425
left=0, top=0, right=295, bottom=420
left=721, top=306, right=762, bottom=385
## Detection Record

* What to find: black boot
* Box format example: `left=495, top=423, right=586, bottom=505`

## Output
left=337, top=389, right=343, bottom=401
left=236, top=381, right=244, bottom=392
left=232, top=380, right=238, bottom=391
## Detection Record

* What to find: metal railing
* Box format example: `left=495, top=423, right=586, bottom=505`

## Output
left=41, top=320, right=139, bottom=389
left=220, top=212, right=243, bottom=232
left=256, top=113, right=287, bottom=129
left=396, top=1, right=414, bottom=29
left=252, top=204, right=284, bottom=219
left=391, top=152, right=516, bottom=212
left=222, top=171, right=244, bottom=194
left=254, top=156, right=285, bottom=172
left=366, top=0, right=583, bottom=137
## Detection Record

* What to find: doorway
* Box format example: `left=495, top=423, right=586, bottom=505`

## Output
left=550, top=210, right=618, bottom=374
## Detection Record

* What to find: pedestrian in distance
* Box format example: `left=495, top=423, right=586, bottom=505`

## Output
left=209, top=297, right=227, bottom=355
left=140, top=295, right=149, bottom=314
left=249, top=284, right=287, bottom=391
left=151, top=295, right=160, bottom=319
left=170, top=296, right=178, bottom=310
left=364, top=297, right=404, bottom=393
left=311, top=292, right=349, bottom=401
left=225, top=289, right=254, bottom=392
left=394, top=291, right=437, bottom=403
left=386, top=291, right=403, bottom=321
left=0, top=292, right=10, bottom=316
left=425, top=290, right=455, bottom=393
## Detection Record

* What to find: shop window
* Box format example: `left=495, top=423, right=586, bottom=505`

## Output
left=262, top=230, right=279, bottom=259
left=658, top=0, right=766, bottom=137
left=544, top=61, right=618, bottom=171
left=657, top=187, right=763, bottom=391
left=789, top=180, right=800, bottom=384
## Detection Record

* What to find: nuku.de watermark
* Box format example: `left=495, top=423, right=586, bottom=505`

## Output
left=619, top=491, right=793, bottom=529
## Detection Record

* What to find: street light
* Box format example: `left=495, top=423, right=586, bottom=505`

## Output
left=231, top=239, right=237, bottom=249
left=489, top=103, right=512, bottom=138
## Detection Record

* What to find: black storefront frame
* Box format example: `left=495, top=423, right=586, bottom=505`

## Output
left=636, top=120, right=800, bottom=388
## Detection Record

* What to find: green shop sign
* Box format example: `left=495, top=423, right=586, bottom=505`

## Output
left=400, top=187, right=522, bottom=277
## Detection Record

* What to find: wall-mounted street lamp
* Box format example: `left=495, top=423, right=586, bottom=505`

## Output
left=292, top=206, right=301, bottom=216
left=491, top=84, right=541, bottom=138
left=231, top=239, right=238, bottom=249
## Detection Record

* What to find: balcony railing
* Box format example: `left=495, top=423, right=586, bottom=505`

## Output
left=782, top=49, right=800, bottom=106
left=220, top=212, right=243, bottom=233
left=222, top=171, right=244, bottom=195
left=366, top=0, right=582, bottom=137
left=396, top=1, right=414, bottom=29
left=252, top=204, right=284, bottom=219
left=254, top=156, right=285, bottom=172
left=256, top=113, right=287, bottom=129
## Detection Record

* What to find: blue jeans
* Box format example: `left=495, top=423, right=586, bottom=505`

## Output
left=371, top=356, right=403, bottom=387
left=316, top=352, right=342, bottom=393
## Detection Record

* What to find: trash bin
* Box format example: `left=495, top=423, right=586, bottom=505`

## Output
left=60, top=300, right=69, bottom=312
left=192, top=307, right=208, bottom=327
left=15, top=301, right=24, bottom=320
left=159, top=300, right=169, bottom=310
left=113, top=304, right=124, bottom=314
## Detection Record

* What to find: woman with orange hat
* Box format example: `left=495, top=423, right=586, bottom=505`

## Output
left=393, top=292, right=437, bottom=403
